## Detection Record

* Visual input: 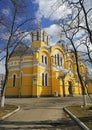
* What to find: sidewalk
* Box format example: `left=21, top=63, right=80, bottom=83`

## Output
left=0, top=97, right=83, bottom=130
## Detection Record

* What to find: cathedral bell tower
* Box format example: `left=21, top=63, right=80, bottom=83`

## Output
left=30, top=29, right=50, bottom=47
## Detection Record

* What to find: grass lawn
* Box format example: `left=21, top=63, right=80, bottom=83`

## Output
left=66, top=105, right=92, bottom=129
left=0, top=104, right=18, bottom=118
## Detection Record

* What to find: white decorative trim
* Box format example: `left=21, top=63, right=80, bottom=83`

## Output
left=21, top=60, right=33, bottom=63
left=9, top=67, right=20, bottom=71
left=22, top=56, right=33, bottom=58
left=20, top=63, right=33, bottom=68
left=12, top=73, right=17, bottom=78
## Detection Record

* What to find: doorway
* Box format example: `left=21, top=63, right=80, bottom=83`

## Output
left=68, top=81, right=73, bottom=96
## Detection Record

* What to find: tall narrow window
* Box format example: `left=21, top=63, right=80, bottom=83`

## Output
left=45, top=73, right=48, bottom=86
left=45, top=56, right=47, bottom=64
left=42, top=73, right=44, bottom=86
left=57, top=54, right=59, bottom=66
left=13, top=74, right=16, bottom=87
left=42, top=55, right=44, bottom=63
left=60, top=57, right=62, bottom=66
left=42, top=73, right=48, bottom=86
left=43, top=31, right=44, bottom=42
left=55, top=55, right=57, bottom=64
left=47, top=36, right=48, bottom=45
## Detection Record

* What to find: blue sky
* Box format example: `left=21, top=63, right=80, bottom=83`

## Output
left=0, top=0, right=92, bottom=43
left=0, top=0, right=72, bottom=49
left=0, top=0, right=92, bottom=74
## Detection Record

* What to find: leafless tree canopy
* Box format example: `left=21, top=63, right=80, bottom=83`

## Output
left=52, top=0, right=92, bottom=104
left=0, top=0, right=35, bottom=107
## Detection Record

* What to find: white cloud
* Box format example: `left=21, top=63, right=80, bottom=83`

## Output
left=0, top=33, right=9, bottom=41
left=35, top=0, right=72, bottom=20
left=22, top=32, right=31, bottom=41
left=2, top=8, right=10, bottom=16
left=44, top=24, right=61, bottom=44
left=0, top=61, right=5, bottom=74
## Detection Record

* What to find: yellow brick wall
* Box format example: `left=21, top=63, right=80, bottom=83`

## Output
left=5, top=39, right=90, bottom=97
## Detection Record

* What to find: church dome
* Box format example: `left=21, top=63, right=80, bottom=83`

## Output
left=56, top=40, right=68, bottom=51
left=30, top=30, right=50, bottom=46
left=57, top=40, right=65, bottom=44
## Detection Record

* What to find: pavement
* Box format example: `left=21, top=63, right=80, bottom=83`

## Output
left=0, top=96, right=91, bottom=130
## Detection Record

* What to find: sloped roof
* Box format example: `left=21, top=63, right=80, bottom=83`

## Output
left=24, top=47, right=38, bottom=55
left=11, top=43, right=39, bottom=57
left=11, top=43, right=28, bottom=57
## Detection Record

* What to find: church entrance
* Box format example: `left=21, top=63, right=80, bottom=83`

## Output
left=68, top=81, right=73, bottom=96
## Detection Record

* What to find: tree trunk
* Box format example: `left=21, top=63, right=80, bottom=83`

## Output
left=0, top=88, right=5, bottom=107
left=83, top=94, right=87, bottom=106
left=0, top=95, right=5, bottom=107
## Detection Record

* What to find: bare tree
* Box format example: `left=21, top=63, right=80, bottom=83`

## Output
left=52, top=0, right=92, bottom=106
left=0, top=0, right=35, bottom=107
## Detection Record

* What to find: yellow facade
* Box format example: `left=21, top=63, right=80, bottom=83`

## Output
left=5, top=29, right=90, bottom=97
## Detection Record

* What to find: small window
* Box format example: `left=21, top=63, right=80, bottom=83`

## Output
left=55, top=55, right=57, bottom=64
left=13, top=74, right=16, bottom=87
left=60, top=57, right=62, bottom=66
left=43, top=31, right=44, bottom=42
left=45, top=56, right=47, bottom=64
left=42, top=73, right=44, bottom=86
left=42, top=55, right=48, bottom=65
left=45, top=73, right=48, bottom=86
left=42, top=73, right=48, bottom=86
left=42, top=55, right=44, bottom=63
left=47, top=36, right=48, bottom=45
left=57, top=54, right=59, bottom=66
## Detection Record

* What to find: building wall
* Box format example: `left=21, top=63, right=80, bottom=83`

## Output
left=5, top=31, right=90, bottom=97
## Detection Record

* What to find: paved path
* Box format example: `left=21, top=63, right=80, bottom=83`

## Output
left=0, top=96, right=88, bottom=130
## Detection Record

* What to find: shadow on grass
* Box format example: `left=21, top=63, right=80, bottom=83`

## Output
left=79, top=116, right=92, bottom=122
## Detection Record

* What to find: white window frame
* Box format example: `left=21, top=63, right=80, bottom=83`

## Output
left=42, top=72, right=48, bottom=86
left=54, top=50, right=64, bottom=67
left=42, top=53, right=48, bottom=65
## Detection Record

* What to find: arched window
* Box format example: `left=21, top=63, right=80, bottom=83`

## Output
left=13, top=74, right=16, bottom=87
left=45, top=56, right=47, bottom=64
left=42, top=55, right=44, bottom=63
left=42, top=54, right=48, bottom=65
left=54, top=50, right=64, bottom=67
left=42, top=73, right=44, bottom=86
left=42, top=73, right=48, bottom=86
left=45, top=73, right=47, bottom=86
left=60, top=57, right=62, bottom=66
left=57, top=54, right=59, bottom=66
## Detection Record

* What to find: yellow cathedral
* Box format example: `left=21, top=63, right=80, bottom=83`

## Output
left=5, top=29, right=90, bottom=97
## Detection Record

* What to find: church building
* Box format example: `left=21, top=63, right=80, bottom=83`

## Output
left=5, top=29, right=89, bottom=97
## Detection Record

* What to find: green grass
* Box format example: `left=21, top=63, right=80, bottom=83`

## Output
left=66, top=105, right=92, bottom=129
